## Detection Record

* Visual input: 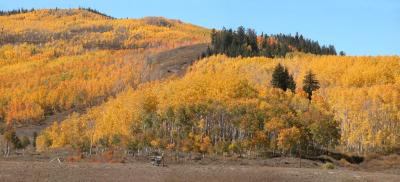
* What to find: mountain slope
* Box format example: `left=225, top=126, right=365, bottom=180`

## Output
left=37, top=54, right=400, bottom=155
left=1, top=8, right=399, bottom=161
left=0, top=9, right=209, bottom=51
left=0, top=9, right=210, bottom=129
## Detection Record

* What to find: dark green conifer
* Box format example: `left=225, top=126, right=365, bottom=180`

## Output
left=302, top=70, right=320, bottom=101
left=271, top=64, right=296, bottom=92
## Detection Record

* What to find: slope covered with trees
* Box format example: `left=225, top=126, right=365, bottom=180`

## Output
left=0, top=8, right=209, bottom=55
left=37, top=55, right=339, bottom=157
left=1, top=8, right=398, bottom=160
left=204, top=27, right=338, bottom=58
left=0, top=49, right=145, bottom=125
left=37, top=54, right=400, bottom=156
left=0, top=8, right=210, bottom=128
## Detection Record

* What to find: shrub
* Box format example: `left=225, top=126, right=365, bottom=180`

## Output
left=322, top=162, right=335, bottom=169
left=4, top=130, right=22, bottom=149
left=21, top=136, right=31, bottom=149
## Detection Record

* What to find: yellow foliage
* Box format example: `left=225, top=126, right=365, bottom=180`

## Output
left=200, top=136, right=212, bottom=153
left=277, top=127, right=301, bottom=152
left=0, top=9, right=209, bottom=126
left=0, top=9, right=209, bottom=61
left=33, top=39, right=399, bottom=154
left=0, top=8, right=393, bottom=156
left=0, top=50, right=145, bottom=125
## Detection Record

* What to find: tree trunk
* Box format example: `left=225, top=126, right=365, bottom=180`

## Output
left=6, top=141, right=10, bottom=157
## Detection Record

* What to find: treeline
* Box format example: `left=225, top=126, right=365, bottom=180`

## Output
left=0, top=8, right=35, bottom=16
left=0, top=9, right=209, bottom=50
left=204, top=26, right=340, bottom=58
left=0, top=8, right=114, bottom=19
left=77, top=7, right=115, bottom=19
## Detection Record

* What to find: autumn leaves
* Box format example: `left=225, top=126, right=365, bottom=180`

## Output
left=0, top=51, right=143, bottom=126
left=37, top=55, right=339, bottom=156
left=38, top=54, right=400, bottom=155
left=2, top=9, right=399, bottom=157
left=0, top=9, right=210, bottom=127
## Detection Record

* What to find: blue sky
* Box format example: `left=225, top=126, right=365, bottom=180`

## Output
left=1, top=0, right=399, bottom=55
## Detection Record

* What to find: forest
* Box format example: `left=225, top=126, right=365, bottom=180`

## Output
left=36, top=54, right=400, bottom=156
left=0, top=9, right=209, bottom=127
left=0, top=8, right=36, bottom=16
left=0, top=8, right=209, bottom=51
left=0, top=9, right=210, bottom=155
left=0, top=8, right=113, bottom=18
left=203, top=27, right=340, bottom=58
left=0, top=9, right=399, bottom=160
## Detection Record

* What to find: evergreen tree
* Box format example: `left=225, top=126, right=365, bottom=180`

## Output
left=302, top=70, right=320, bottom=101
left=207, top=26, right=339, bottom=59
left=271, top=64, right=295, bottom=92
left=236, top=26, right=246, bottom=47
left=246, top=28, right=258, bottom=55
left=271, top=64, right=288, bottom=91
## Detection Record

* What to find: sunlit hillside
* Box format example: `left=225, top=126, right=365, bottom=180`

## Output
left=0, top=8, right=209, bottom=53
left=0, top=8, right=210, bottom=127
left=0, top=1, right=399, bottom=181
left=38, top=54, right=400, bottom=155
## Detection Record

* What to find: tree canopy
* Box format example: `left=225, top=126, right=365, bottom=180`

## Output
left=271, top=63, right=296, bottom=92
left=302, top=70, right=320, bottom=101
left=204, top=27, right=338, bottom=58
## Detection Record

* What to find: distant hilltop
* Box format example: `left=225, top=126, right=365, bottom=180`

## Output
left=0, top=8, right=210, bottom=50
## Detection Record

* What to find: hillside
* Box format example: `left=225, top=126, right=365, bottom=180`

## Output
left=0, top=8, right=399, bottom=181
left=1, top=8, right=398, bottom=156
left=0, top=9, right=209, bottom=129
left=37, top=54, right=400, bottom=156
left=0, top=9, right=209, bottom=51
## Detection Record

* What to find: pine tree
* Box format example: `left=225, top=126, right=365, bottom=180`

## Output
left=271, top=64, right=295, bottom=92
left=271, top=64, right=288, bottom=91
left=246, top=28, right=259, bottom=55
left=237, top=26, right=246, bottom=47
left=207, top=26, right=338, bottom=58
left=302, top=70, right=320, bottom=101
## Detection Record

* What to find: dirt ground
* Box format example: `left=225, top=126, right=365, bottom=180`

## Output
left=0, top=160, right=399, bottom=182
left=1, top=148, right=399, bottom=182
left=143, top=43, right=208, bottom=82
